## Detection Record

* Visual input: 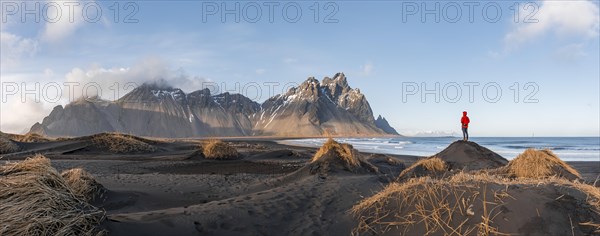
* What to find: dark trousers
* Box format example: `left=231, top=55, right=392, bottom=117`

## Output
left=462, top=127, right=468, bottom=140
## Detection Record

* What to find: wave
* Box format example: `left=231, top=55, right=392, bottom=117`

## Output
left=279, top=137, right=599, bottom=162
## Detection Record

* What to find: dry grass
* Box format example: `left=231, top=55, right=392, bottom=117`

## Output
left=61, top=168, right=106, bottom=202
left=503, top=149, right=581, bottom=180
left=352, top=177, right=502, bottom=235
left=91, top=132, right=156, bottom=153
left=353, top=171, right=600, bottom=235
left=10, top=133, right=52, bottom=142
left=0, top=136, right=20, bottom=154
left=308, top=138, right=378, bottom=175
left=398, top=156, right=447, bottom=179
left=0, top=155, right=105, bottom=235
left=311, top=138, right=360, bottom=167
left=202, top=139, right=239, bottom=159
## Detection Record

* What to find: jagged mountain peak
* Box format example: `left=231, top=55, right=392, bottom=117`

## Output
left=119, top=83, right=187, bottom=104
left=71, top=95, right=108, bottom=104
left=322, top=72, right=349, bottom=87
left=139, top=81, right=175, bottom=90
left=292, top=76, right=322, bottom=101
left=375, top=115, right=399, bottom=135
left=30, top=72, right=397, bottom=137
left=187, top=88, right=211, bottom=97
left=321, top=72, right=353, bottom=100
left=213, top=92, right=261, bottom=114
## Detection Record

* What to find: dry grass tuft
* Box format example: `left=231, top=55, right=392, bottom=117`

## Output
left=352, top=177, right=496, bottom=235
left=308, top=138, right=378, bottom=175
left=11, top=133, right=52, bottom=142
left=0, top=136, right=20, bottom=154
left=312, top=138, right=360, bottom=167
left=61, top=168, right=106, bottom=201
left=353, top=171, right=600, bottom=235
left=398, top=156, right=447, bottom=180
left=202, top=139, right=239, bottom=159
left=0, top=155, right=106, bottom=235
left=504, top=148, right=581, bottom=180
left=416, top=157, right=447, bottom=172
left=91, top=132, right=156, bottom=154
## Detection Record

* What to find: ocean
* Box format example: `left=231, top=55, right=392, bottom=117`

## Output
left=279, top=137, right=600, bottom=162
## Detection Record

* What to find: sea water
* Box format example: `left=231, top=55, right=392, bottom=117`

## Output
left=279, top=137, right=600, bottom=162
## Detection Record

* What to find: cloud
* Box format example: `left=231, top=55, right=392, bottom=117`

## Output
left=0, top=31, right=39, bottom=69
left=41, top=0, right=87, bottom=43
left=1, top=57, right=211, bottom=133
left=63, top=57, right=209, bottom=100
left=360, top=62, right=374, bottom=76
left=503, top=0, right=599, bottom=51
left=283, top=58, right=298, bottom=64
left=554, top=43, right=588, bottom=62
left=255, top=68, right=266, bottom=75
left=0, top=96, right=52, bottom=134
left=0, top=69, right=70, bottom=133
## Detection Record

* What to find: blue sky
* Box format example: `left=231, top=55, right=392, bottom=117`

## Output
left=1, top=0, right=599, bottom=136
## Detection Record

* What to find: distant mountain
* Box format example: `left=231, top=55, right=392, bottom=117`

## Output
left=30, top=73, right=399, bottom=138
left=408, top=131, right=458, bottom=137
left=374, top=115, right=399, bottom=135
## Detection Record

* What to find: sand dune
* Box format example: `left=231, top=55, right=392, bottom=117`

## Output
left=1, top=134, right=599, bottom=235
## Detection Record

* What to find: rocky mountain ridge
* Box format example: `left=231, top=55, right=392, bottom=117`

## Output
left=30, top=73, right=399, bottom=138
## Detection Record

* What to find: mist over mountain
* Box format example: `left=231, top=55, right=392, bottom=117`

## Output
left=30, top=73, right=399, bottom=138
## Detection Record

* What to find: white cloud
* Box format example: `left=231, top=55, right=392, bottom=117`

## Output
left=503, top=0, right=599, bottom=51
left=1, top=57, right=210, bottom=133
left=255, top=68, right=266, bottom=75
left=0, top=96, right=51, bottom=134
left=360, top=62, right=374, bottom=76
left=0, top=71, right=61, bottom=134
left=63, top=57, right=209, bottom=100
left=0, top=97, right=52, bottom=133
left=41, top=0, right=86, bottom=43
left=283, top=58, right=298, bottom=64
left=0, top=31, right=39, bottom=69
left=554, top=43, right=588, bottom=62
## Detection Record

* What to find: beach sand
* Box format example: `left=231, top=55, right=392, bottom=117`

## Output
left=1, top=136, right=599, bottom=235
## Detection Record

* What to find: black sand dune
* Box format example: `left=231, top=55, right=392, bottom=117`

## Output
left=1, top=134, right=599, bottom=235
left=354, top=172, right=600, bottom=236
left=398, top=140, right=509, bottom=180
left=435, top=140, right=508, bottom=171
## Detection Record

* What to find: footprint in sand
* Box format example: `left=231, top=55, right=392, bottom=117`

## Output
left=193, top=221, right=203, bottom=232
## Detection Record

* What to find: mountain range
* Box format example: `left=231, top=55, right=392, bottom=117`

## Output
left=30, top=73, right=399, bottom=138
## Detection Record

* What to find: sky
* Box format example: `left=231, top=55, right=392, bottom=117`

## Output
left=1, top=0, right=599, bottom=136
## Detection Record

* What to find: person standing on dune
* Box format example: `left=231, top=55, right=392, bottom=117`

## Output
left=461, top=111, right=470, bottom=141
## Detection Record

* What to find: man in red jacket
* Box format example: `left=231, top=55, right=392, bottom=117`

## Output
left=461, top=111, right=470, bottom=141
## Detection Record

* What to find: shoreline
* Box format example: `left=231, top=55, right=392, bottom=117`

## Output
left=274, top=137, right=600, bottom=162
left=270, top=140, right=600, bottom=183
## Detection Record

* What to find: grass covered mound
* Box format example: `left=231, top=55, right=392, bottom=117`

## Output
left=398, top=156, right=447, bottom=180
left=10, top=133, right=52, bottom=142
left=501, top=148, right=581, bottom=181
left=0, top=155, right=105, bottom=235
left=90, top=132, right=157, bottom=154
left=434, top=140, right=508, bottom=171
left=202, top=139, right=239, bottom=159
left=309, top=138, right=377, bottom=175
left=0, top=136, right=20, bottom=154
left=61, top=168, right=106, bottom=202
left=352, top=172, right=600, bottom=235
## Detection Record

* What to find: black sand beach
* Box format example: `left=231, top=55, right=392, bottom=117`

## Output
left=1, top=134, right=599, bottom=235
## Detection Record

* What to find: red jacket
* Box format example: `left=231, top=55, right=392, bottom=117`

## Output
left=461, top=112, right=470, bottom=128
